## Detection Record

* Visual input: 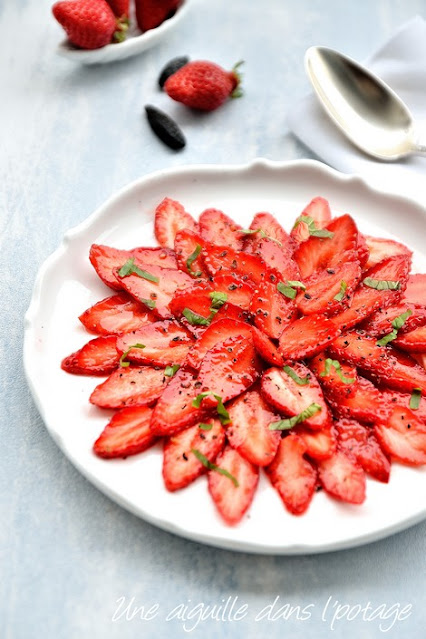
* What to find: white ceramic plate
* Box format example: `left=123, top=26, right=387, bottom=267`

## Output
left=24, top=159, right=426, bottom=554
left=56, top=0, right=191, bottom=65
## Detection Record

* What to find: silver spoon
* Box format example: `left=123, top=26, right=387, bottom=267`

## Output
left=305, top=46, right=426, bottom=161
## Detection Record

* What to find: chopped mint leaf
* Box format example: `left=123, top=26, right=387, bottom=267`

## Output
left=209, top=291, right=228, bottom=309
left=283, top=365, right=310, bottom=386
left=198, top=423, right=213, bottom=431
left=118, top=258, right=159, bottom=283
left=376, top=309, right=413, bottom=346
left=192, top=391, right=231, bottom=425
left=269, top=403, right=322, bottom=430
left=186, top=244, right=202, bottom=277
left=191, top=448, right=239, bottom=486
left=409, top=388, right=422, bottom=410
left=376, top=330, right=398, bottom=347
left=363, top=277, right=400, bottom=291
left=287, top=280, right=306, bottom=291
left=333, top=280, right=348, bottom=302
left=277, top=280, right=305, bottom=299
left=293, top=215, right=334, bottom=239
left=320, top=358, right=355, bottom=384
left=182, top=308, right=211, bottom=326
left=164, top=364, right=180, bottom=377
left=119, top=343, right=145, bottom=367
left=140, top=298, right=156, bottom=310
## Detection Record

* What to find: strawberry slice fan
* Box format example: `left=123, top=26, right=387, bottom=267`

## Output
left=61, top=194, right=426, bottom=526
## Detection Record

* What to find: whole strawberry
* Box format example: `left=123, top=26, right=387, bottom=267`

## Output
left=164, top=60, right=243, bottom=111
left=52, top=0, right=120, bottom=50
left=135, top=0, right=181, bottom=32
left=105, top=0, right=129, bottom=19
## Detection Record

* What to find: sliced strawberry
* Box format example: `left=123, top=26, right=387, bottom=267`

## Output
left=226, top=388, right=281, bottom=466
left=208, top=445, right=259, bottom=525
left=150, top=368, right=210, bottom=436
left=278, top=313, right=341, bottom=361
left=251, top=326, right=285, bottom=367
left=261, top=363, right=330, bottom=430
left=394, top=325, right=426, bottom=353
left=211, top=273, right=255, bottom=309
left=90, top=366, right=167, bottom=409
left=250, top=279, right=296, bottom=339
left=79, top=293, right=156, bottom=336
left=413, top=352, right=426, bottom=370
left=154, top=197, right=198, bottom=248
left=170, top=280, right=215, bottom=320
left=185, top=319, right=253, bottom=371
left=174, top=228, right=208, bottom=278
left=364, top=235, right=412, bottom=270
left=404, top=274, right=426, bottom=306
left=210, top=302, right=251, bottom=325
left=293, top=214, right=359, bottom=278
left=89, top=244, right=177, bottom=290
left=382, top=388, right=426, bottom=426
left=265, top=434, right=317, bottom=515
left=93, top=406, right=158, bottom=458
left=330, top=254, right=411, bottom=331
left=375, top=406, right=426, bottom=465
left=296, top=425, right=337, bottom=460
left=357, top=233, right=370, bottom=268
left=162, top=419, right=225, bottom=491
left=334, top=418, right=390, bottom=482
left=248, top=237, right=300, bottom=280
left=199, top=208, right=243, bottom=250
left=116, top=263, right=192, bottom=319
left=317, top=450, right=366, bottom=504
left=296, top=261, right=361, bottom=316
left=329, top=331, right=426, bottom=394
left=247, top=211, right=295, bottom=252
left=116, top=320, right=193, bottom=366
left=359, top=303, right=426, bottom=337
left=61, top=336, right=119, bottom=376
left=196, top=335, right=260, bottom=406
left=202, top=244, right=268, bottom=286
left=298, top=196, right=332, bottom=229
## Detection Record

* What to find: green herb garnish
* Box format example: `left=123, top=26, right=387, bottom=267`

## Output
left=119, top=343, right=145, bottom=367
left=363, top=277, right=400, bottom=291
left=409, top=388, right=422, bottom=410
left=376, top=309, right=413, bottom=346
left=277, top=280, right=306, bottom=300
left=333, top=280, right=348, bottom=302
left=198, top=423, right=213, bottom=431
left=191, top=448, right=239, bottom=486
left=186, top=244, right=202, bottom=277
left=209, top=291, right=228, bottom=309
left=293, top=215, right=334, bottom=239
left=164, top=364, right=180, bottom=377
left=140, top=298, right=156, bottom=310
left=269, top=403, right=322, bottom=431
left=320, top=358, right=355, bottom=384
left=118, top=258, right=159, bottom=283
left=283, top=365, right=310, bottom=386
left=192, top=391, right=231, bottom=425
left=182, top=308, right=212, bottom=326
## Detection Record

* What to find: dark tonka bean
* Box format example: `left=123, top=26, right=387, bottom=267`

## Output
left=145, top=105, right=186, bottom=150
left=158, top=55, right=190, bottom=88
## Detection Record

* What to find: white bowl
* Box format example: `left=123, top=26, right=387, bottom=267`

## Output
left=56, top=0, right=191, bottom=65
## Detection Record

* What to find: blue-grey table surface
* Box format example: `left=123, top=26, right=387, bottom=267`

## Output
left=2, top=0, right=426, bottom=637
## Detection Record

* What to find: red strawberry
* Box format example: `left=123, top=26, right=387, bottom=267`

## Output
left=364, top=236, right=412, bottom=270
left=93, top=406, right=158, bottom=458
left=202, top=244, right=267, bottom=286
left=296, top=261, right=361, bottom=316
left=209, top=302, right=251, bottom=326
left=226, top=388, right=281, bottom=466
left=208, top=445, right=259, bottom=525
left=135, top=0, right=181, bottom=31
left=298, top=196, right=332, bottom=229
left=413, top=352, right=426, bottom=370
left=329, top=331, right=426, bottom=395
left=116, top=320, right=193, bottom=367
left=164, top=60, right=243, bottom=111
left=248, top=237, right=300, bottom=280
left=116, top=263, right=192, bottom=319
left=250, top=279, right=297, bottom=339
left=359, top=303, right=426, bottom=338
left=334, top=418, right=390, bottom=482
left=357, top=233, right=370, bottom=268
left=196, top=336, right=260, bottom=406
left=105, top=0, right=128, bottom=18
left=89, top=244, right=177, bottom=291
left=261, top=364, right=330, bottom=430
left=403, top=274, right=426, bottom=306
left=278, top=313, right=341, bottom=361
left=293, top=214, right=359, bottom=278
left=162, top=419, right=225, bottom=491
left=296, top=425, right=337, bottom=461
left=382, top=388, right=426, bottom=426
left=265, top=434, right=317, bottom=515
left=61, top=335, right=119, bottom=376
left=394, top=325, right=426, bottom=353
left=317, top=450, right=366, bottom=504
left=375, top=406, right=426, bottom=465
left=154, top=197, right=198, bottom=249
left=185, top=319, right=253, bottom=371
left=79, top=293, right=156, bottom=336
left=250, top=326, right=285, bottom=367
left=52, top=0, right=119, bottom=50
left=150, top=369, right=210, bottom=436
left=247, top=212, right=295, bottom=253
left=211, top=273, right=254, bottom=309
left=174, top=228, right=208, bottom=278
left=198, top=208, right=243, bottom=250
left=90, top=366, right=167, bottom=409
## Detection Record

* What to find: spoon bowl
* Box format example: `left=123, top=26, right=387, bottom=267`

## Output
left=305, top=46, right=425, bottom=161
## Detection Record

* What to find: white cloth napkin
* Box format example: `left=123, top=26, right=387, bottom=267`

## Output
left=287, top=16, right=426, bottom=207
